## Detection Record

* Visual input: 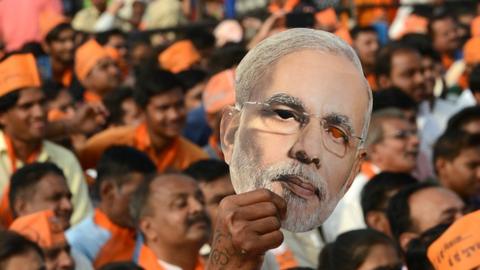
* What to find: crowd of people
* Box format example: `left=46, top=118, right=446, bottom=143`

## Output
left=1, top=0, right=480, bottom=269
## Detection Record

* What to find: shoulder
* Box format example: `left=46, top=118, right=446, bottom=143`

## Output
left=178, top=137, right=208, bottom=157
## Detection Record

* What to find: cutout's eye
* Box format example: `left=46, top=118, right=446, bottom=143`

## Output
left=328, top=126, right=348, bottom=142
left=274, top=109, right=296, bottom=120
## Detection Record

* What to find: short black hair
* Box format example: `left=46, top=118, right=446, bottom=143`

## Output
left=373, top=87, right=417, bottom=112
left=185, top=30, right=215, bottom=51
left=361, top=172, right=418, bottom=217
left=318, top=229, right=400, bottom=270
left=208, top=43, right=247, bottom=75
left=0, top=90, right=20, bottom=113
left=134, top=67, right=183, bottom=108
left=400, top=33, right=441, bottom=62
left=103, top=87, right=135, bottom=126
left=96, top=146, right=156, bottom=200
left=446, top=106, right=480, bottom=132
left=184, top=159, right=229, bottom=183
left=405, top=223, right=450, bottom=270
left=386, top=182, right=439, bottom=242
left=45, top=23, right=73, bottom=44
left=176, top=69, right=208, bottom=91
left=433, top=130, right=480, bottom=171
left=469, top=64, right=480, bottom=93
left=350, top=25, right=377, bottom=40
left=0, top=230, right=44, bottom=266
left=42, top=79, right=66, bottom=101
left=95, top=29, right=127, bottom=46
left=99, top=262, right=144, bottom=270
left=375, top=43, right=420, bottom=79
left=9, top=162, right=65, bottom=217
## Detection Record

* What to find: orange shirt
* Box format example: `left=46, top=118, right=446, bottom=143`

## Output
left=268, top=0, right=300, bottom=13
left=138, top=244, right=204, bottom=270
left=79, top=123, right=208, bottom=171
left=83, top=90, right=102, bottom=104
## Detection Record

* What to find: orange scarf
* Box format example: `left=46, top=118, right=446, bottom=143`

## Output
left=92, top=209, right=137, bottom=268
left=138, top=244, right=205, bottom=270
left=268, top=0, right=300, bottom=13
left=134, top=123, right=181, bottom=172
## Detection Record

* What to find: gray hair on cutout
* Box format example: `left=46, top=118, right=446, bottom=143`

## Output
left=235, top=28, right=373, bottom=146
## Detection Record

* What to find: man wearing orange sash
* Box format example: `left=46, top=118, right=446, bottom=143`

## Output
left=79, top=68, right=207, bottom=172
left=74, top=39, right=121, bottom=104
left=0, top=53, right=92, bottom=227
left=66, top=146, right=156, bottom=269
left=130, top=173, right=210, bottom=270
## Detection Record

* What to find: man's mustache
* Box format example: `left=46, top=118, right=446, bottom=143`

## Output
left=186, top=212, right=211, bottom=227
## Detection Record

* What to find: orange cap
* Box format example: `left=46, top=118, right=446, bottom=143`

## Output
left=75, top=39, right=111, bottom=82
left=0, top=54, right=41, bottom=97
left=9, top=210, right=66, bottom=248
left=463, top=37, right=480, bottom=65
left=39, top=10, right=68, bottom=40
left=203, top=68, right=236, bottom=114
left=159, top=40, right=201, bottom=73
left=315, top=8, right=338, bottom=29
left=427, top=210, right=480, bottom=270
left=471, top=16, right=480, bottom=37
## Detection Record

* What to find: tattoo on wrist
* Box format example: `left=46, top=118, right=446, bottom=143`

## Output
left=208, top=230, right=238, bottom=266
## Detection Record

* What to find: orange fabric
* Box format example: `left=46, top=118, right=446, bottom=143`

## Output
left=471, top=16, right=480, bottom=37
left=9, top=210, right=66, bottom=248
left=0, top=133, right=41, bottom=227
left=79, top=123, right=208, bottom=171
left=138, top=244, right=205, bottom=270
left=427, top=210, right=480, bottom=270
left=274, top=248, right=299, bottom=269
left=0, top=54, right=41, bottom=97
left=315, top=8, right=338, bottom=29
left=159, top=40, right=201, bottom=74
left=441, top=54, right=454, bottom=70
left=366, top=73, right=377, bottom=91
left=208, top=135, right=223, bottom=160
left=203, top=68, right=235, bottom=114
left=361, top=161, right=377, bottom=180
left=463, top=37, right=480, bottom=65
left=48, top=108, right=68, bottom=121
left=355, top=0, right=394, bottom=26
left=75, top=39, right=110, bottom=82
left=61, top=69, right=73, bottom=87
left=397, top=14, right=428, bottom=39
left=83, top=90, right=102, bottom=103
left=92, top=209, right=136, bottom=269
left=268, top=0, right=300, bottom=13
left=334, top=25, right=352, bottom=45
left=39, top=10, right=68, bottom=40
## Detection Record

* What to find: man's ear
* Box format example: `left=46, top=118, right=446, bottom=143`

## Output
left=377, top=75, right=392, bottom=90
left=366, top=211, right=392, bottom=237
left=219, top=106, right=240, bottom=164
left=399, top=231, right=418, bottom=252
left=99, top=180, right=115, bottom=202
left=13, top=199, right=27, bottom=218
left=139, top=217, right=157, bottom=242
left=435, top=158, right=447, bottom=177
left=41, top=41, right=51, bottom=55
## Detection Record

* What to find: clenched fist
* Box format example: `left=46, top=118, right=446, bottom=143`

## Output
left=206, top=189, right=286, bottom=270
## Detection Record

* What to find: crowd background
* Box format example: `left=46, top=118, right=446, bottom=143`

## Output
left=1, top=0, right=480, bottom=269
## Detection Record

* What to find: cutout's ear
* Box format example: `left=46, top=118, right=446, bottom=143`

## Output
left=345, top=148, right=367, bottom=190
left=219, top=106, right=240, bottom=164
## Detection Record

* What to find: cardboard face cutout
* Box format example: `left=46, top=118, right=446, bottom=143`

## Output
left=221, top=29, right=370, bottom=232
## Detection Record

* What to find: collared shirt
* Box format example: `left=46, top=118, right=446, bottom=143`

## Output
left=79, top=123, right=208, bottom=171
left=0, top=130, right=92, bottom=225
left=137, top=244, right=204, bottom=270
left=66, top=208, right=136, bottom=269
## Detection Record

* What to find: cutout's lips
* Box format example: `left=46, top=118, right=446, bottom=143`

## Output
left=274, top=175, right=320, bottom=200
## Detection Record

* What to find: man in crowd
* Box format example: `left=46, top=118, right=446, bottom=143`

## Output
left=387, top=182, right=466, bottom=251
left=79, top=67, right=207, bottom=171
left=0, top=53, right=92, bottom=227
left=323, top=108, right=419, bottom=241
left=0, top=230, right=45, bottom=270
left=130, top=173, right=210, bottom=269
left=208, top=28, right=372, bottom=268
left=428, top=12, right=461, bottom=70
left=67, top=146, right=156, bottom=269
left=433, top=130, right=480, bottom=208
left=350, top=26, right=380, bottom=89
left=9, top=162, right=72, bottom=231
left=360, top=172, right=418, bottom=237
left=74, top=39, right=121, bottom=103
